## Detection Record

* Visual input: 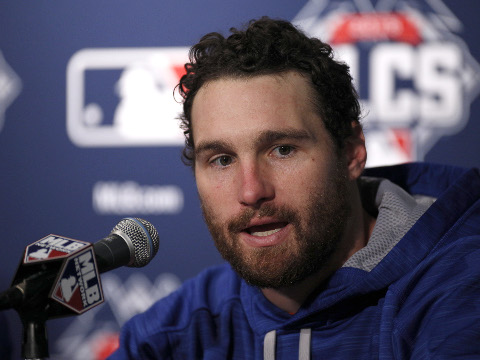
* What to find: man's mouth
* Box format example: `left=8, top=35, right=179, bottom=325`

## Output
left=245, top=222, right=288, bottom=237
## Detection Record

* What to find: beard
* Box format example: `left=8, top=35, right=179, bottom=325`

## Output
left=201, top=165, right=351, bottom=289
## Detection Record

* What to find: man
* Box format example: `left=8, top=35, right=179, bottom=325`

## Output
left=110, top=17, right=480, bottom=359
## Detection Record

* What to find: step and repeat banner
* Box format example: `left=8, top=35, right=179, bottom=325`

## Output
left=1, top=1, right=479, bottom=358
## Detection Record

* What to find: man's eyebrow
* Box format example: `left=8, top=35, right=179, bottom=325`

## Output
left=254, top=129, right=313, bottom=147
left=194, top=129, right=313, bottom=158
left=195, top=140, right=234, bottom=158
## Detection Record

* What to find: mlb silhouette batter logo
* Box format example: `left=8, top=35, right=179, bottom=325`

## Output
left=24, top=235, right=88, bottom=263
left=51, top=247, right=104, bottom=314
left=293, top=0, right=480, bottom=167
left=66, top=47, right=189, bottom=147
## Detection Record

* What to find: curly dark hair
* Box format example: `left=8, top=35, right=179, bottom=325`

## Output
left=176, top=17, right=361, bottom=167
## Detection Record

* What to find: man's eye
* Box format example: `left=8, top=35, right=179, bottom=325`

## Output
left=212, top=155, right=232, bottom=167
left=273, top=145, right=293, bottom=157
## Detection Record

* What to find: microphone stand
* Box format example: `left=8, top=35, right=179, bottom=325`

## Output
left=8, top=271, right=97, bottom=359
left=20, top=311, right=49, bottom=360
left=2, top=271, right=58, bottom=359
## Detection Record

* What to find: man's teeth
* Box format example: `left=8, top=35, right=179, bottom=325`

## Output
left=251, top=228, right=282, bottom=237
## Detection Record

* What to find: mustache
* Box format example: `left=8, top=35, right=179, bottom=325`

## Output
left=227, top=204, right=299, bottom=233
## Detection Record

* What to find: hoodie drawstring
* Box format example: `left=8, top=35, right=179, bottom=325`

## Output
left=263, top=328, right=311, bottom=360
left=299, top=328, right=311, bottom=360
left=264, top=330, right=276, bottom=360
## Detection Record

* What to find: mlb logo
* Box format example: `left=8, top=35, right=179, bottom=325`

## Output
left=293, top=0, right=480, bottom=167
left=24, top=235, right=89, bottom=264
left=51, top=247, right=104, bottom=314
left=66, top=47, right=189, bottom=147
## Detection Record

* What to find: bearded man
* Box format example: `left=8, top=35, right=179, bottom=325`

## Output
left=110, top=17, right=480, bottom=359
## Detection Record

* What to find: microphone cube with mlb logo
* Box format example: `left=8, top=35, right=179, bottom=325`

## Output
left=12, top=234, right=104, bottom=316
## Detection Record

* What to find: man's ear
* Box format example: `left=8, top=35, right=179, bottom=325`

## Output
left=344, top=121, right=367, bottom=180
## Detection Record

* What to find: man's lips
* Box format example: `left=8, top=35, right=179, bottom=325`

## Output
left=239, top=219, right=291, bottom=247
left=245, top=222, right=288, bottom=236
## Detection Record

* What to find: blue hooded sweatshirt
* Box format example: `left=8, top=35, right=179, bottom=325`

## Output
left=109, top=163, right=480, bottom=359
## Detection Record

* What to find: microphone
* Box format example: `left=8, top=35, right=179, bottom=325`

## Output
left=93, top=217, right=160, bottom=273
left=0, top=217, right=160, bottom=311
left=0, top=218, right=160, bottom=359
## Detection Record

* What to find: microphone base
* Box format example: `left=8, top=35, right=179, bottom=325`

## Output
left=21, top=316, right=49, bottom=360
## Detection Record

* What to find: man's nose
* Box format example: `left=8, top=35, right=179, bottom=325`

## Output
left=237, top=162, right=275, bottom=208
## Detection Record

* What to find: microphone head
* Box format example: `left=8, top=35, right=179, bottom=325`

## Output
left=111, top=218, right=160, bottom=267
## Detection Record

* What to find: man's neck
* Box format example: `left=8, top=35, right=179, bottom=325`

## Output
left=261, top=268, right=334, bottom=314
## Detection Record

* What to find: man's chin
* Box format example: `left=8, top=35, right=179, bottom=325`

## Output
left=227, top=246, right=313, bottom=288
left=234, top=267, right=311, bottom=289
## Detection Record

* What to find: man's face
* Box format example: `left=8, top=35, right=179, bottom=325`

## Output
left=191, top=72, right=351, bottom=288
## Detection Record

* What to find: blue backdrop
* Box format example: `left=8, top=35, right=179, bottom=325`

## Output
left=1, top=1, right=479, bottom=359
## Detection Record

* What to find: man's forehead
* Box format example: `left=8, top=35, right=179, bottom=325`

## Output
left=193, top=71, right=315, bottom=109
left=191, top=72, right=321, bottom=131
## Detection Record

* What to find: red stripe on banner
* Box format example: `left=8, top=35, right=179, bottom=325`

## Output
left=331, top=12, right=421, bottom=45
